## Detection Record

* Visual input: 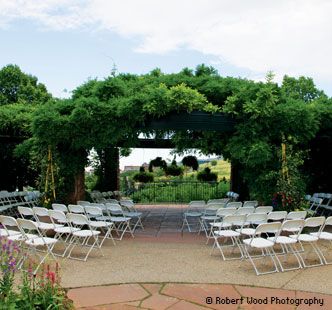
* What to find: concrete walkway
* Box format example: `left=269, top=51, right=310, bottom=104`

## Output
left=61, top=205, right=332, bottom=309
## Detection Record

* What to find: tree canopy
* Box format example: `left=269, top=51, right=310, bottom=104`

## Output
left=1, top=64, right=331, bottom=205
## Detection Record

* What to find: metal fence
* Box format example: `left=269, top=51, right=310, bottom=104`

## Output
left=127, top=181, right=229, bottom=203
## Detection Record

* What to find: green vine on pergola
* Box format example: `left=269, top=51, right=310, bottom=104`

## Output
left=1, top=64, right=331, bottom=206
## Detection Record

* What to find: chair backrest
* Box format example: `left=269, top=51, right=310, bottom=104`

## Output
left=33, top=206, right=49, bottom=217
left=287, top=211, right=307, bottom=220
left=243, top=201, right=258, bottom=208
left=309, top=197, right=323, bottom=211
left=105, top=203, right=124, bottom=215
left=85, top=206, right=103, bottom=217
left=267, top=211, right=287, bottom=221
left=304, top=216, right=325, bottom=228
left=222, top=214, right=246, bottom=227
left=255, top=222, right=282, bottom=235
left=245, top=213, right=268, bottom=224
left=18, top=206, right=35, bottom=218
left=90, top=203, right=106, bottom=210
left=17, top=218, right=39, bottom=234
left=281, top=219, right=304, bottom=235
left=77, top=200, right=91, bottom=206
left=207, top=198, right=229, bottom=204
left=216, top=207, right=237, bottom=217
left=255, top=206, right=273, bottom=214
left=48, top=210, right=68, bottom=224
left=68, top=204, right=85, bottom=214
left=226, top=202, right=242, bottom=209
left=235, top=207, right=255, bottom=215
left=189, top=201, right=206, bottom=208
left=0, top=215, right=19, bottom=230
left=67, top=213, right=89, bottom=226
left=324, top=216, right=332, bottom=226
left=52, top=203, right=68, bottom=213
left=205, top=202, right=226, bottom=209
left=107, top=199, right=119, bottom=204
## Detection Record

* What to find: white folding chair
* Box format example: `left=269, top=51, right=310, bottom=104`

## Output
left=290, top=216, right=325, bottom=268
left=286, top=211, right=307, bottom=220
left=0, top=215, right=22, bottom=240
left=48, top=210, right=81, bottom=257
left=17, top=218, right=58, bottom=274
left=267, top=211, right=287, bottom=222
left=66, top=213, right=103, bottom=261
left=68, top=204, right=86, bottom=215
left=211, top=214, right=246, bottom=260
left=85, top=206, right=116, bottom=245
left=105, top=203, right=133, bottom=240
left=243, top=201, right=258, bottom=208
left=181, top=201, right=205, bottom=233
left=237, top=213, right=268, bottom=237
left=236, top=207, right=255, bottom=215
left=242, top=222, right=282, bottom=275
left=52, top=203, right=68, bottom=213
left=33, top=207, right=63, bottom=232
left=310, top=216, right=332, bottom=264
left=206, top=207, right=237, bottom=243
left=198, top=203, right=226, bottom=236
left=226, top=201, right=242, bottom=209
left=77, top=200, right=91, bottom=206
left=255, top=206, right=273, bottom=214
left=269, top=219, right=305, bottom=272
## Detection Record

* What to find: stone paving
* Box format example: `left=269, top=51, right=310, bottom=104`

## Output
left=68, top=283, right=332, bottom=309
left=65, top=204, right=332, bottom=309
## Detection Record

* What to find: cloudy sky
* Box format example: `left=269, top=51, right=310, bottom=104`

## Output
left=1, top=0, right=331, bottom=167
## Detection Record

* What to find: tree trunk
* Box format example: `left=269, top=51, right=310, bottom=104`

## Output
left=66, top=168, right=85, bottom=203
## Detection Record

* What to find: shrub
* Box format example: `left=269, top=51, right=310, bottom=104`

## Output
left=148, top=157, right=167, bottom=172
left=182, top=156, right=199, bottom=171
left=197, top=167, right=218, bottom=182
left=133, top=167, right=154, bottom=183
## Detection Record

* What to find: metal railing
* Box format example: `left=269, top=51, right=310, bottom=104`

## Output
left=126, top=181, right=229, bottom=203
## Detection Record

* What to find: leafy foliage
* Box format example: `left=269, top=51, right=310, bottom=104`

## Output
left=197, top=167, right=218, bottom=182
left=182, top=155, right=199, bottom=170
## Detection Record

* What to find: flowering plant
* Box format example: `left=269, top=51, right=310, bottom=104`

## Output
left=0, top=236, right=20, bottom=306
left=0, top=237, right=73, bottom=309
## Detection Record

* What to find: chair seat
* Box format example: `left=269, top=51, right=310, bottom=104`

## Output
left=54, top=226, right=80, bottom=234
left=184, top=212, right=202, bottom=217
left=110, top=217, right=131, bottom=222
left=123, top=212, right=142, bottom=217
left=9, top=233, right=37, bottom=241
left=236, top=228, right=255, bottom=235
left=290, top=234, right=318, bottom=242
left=310, top=232, right=332, bottom=240
left=26, top=237, right=58, bottom=246
left=0, top=229, right=21, bottom=237
left=201, top=215, right=219, bottom=221
left=243, top=238, right=274, bottom=248
left=89, top=221, right=114, bottom=228
left=210, top=222, right=232, bottom=228
left=96, top=215, right=113, bottom=221
left=73, top=230, right=100, bottom=237
left=38, top=222, right=63, bottom=230
left=268, top=236, right=297, bottom=244
left=214, top=230, right=240, bottom=237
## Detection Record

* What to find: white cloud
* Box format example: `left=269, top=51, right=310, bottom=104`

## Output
left=1, top=0, right=331, bottom=84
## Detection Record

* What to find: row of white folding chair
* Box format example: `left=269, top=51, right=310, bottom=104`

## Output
left=205, top=210, right=307, bottom=241
left=67, top=203, right=135, bottom=240
left=210, top=215, right=332, bottom=275
left=18, top=205, right=115, bottom=246
left=0, top=215, right=58, bottom=274
left=48, top=210, right=114, bottom=260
